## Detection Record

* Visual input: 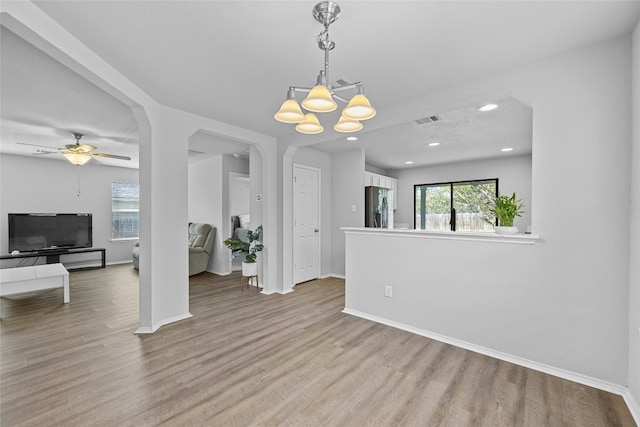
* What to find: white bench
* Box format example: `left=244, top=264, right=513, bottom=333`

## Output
left=0, top=263, right=69, bottom=303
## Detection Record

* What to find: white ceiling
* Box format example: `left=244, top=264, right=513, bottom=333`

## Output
left=1, top=1, right=639, bottom=170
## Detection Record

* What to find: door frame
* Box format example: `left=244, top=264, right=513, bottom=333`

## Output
left=228, top=171, right=250, bottom=272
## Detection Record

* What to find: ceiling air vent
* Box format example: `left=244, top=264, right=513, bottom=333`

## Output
left=333, top=77, right=352, bottom=88
left=414, top=115, right=441, bottom=126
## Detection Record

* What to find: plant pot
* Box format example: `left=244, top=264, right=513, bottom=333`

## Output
left=242, top=261, right=258, bottom=277
left=495, top=226, right=519, bottom=235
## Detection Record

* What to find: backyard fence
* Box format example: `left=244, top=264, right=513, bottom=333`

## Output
left=416, top=213, right=495, bottom=232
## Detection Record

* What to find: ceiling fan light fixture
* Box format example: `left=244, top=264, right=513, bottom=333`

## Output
left=295, top=113, right=324, bottom=134
left=333, top=115, right=362, bottom=133
left=63, top=152, right=92, bottom=165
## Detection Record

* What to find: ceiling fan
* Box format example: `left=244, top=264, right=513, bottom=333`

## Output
left=18, top=132, right=131, bottom=165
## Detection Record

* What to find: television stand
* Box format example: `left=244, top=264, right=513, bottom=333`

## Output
left=0, top=248, right=106, bottom=270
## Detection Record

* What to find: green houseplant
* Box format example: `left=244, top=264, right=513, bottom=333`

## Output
left=223, top=225, right=263, bottom=275
left=493, top=192, right=524, bottom=234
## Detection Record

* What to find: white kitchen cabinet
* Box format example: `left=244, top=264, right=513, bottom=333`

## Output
left=390, top=179, right=398, bottom=210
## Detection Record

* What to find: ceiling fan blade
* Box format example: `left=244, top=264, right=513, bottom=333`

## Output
left=17, top=141, right=63, bottom=150
left=32, top=150, right=58, bottom=155
left=92, top=152, right=131, bottom=161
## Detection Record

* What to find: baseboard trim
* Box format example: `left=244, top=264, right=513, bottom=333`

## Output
left=134, top=312, right=193, bottom=334
left=342, top=307, right=636, bottom=420
left=622, top=388, right=640, bottom=425
left=324, top=273, right=345, bottom=279
left=106, top=260, right=133, bottom=266
left=260, top=286, right=293, bottom=295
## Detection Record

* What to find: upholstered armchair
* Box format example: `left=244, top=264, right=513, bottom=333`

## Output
left=132, top=223, right=216, bottom=276
left=187, top=223, right=216, bottom=275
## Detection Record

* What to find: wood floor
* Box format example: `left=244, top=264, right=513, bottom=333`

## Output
left=1, top=264, right=635, bottom=426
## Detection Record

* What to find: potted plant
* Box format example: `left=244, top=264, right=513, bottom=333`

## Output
left=223, top=225, right=263, bottom=276
left=493, top=192, right=524, bottom=234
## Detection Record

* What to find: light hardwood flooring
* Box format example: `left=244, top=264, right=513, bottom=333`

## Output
left=1, top=264, right=636, bottom=426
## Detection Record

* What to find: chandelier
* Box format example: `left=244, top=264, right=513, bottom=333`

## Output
left=274, top=1, right=376, bottom=134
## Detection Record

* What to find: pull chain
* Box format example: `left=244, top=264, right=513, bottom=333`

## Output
left=77, top=165, right=81, bottom=197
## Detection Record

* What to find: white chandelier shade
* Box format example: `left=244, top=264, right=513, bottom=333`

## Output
left=274, top=1, right=375, bottom=135
left=274, top=89, right=306, bottom=123
left=342, top=93, right=376, bottom=121
left=302, top=84, right=338, bottom=113
left=295, top=113, right=324, bottom=134
left=333, top=115, right=363, bottom=133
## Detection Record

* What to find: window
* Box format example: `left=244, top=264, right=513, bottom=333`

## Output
left=111, top=181, right=139, bottom=239
left=415, top=179, right=497, bottom=232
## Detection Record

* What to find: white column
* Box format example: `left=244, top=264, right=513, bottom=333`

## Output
left=136, top=106, right=191, bottom=333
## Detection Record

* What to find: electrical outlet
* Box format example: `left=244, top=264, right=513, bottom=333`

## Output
left=384, top=285, right=393, bottom=298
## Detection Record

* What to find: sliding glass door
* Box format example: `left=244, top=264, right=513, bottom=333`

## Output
left=415, top=179, right=497, bottom=232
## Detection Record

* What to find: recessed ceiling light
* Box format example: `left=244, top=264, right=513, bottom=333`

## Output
left=346, top=136, right=358, bottom=141
left=404, top=161, right=414, bottom=165
left=479, top=103, right=498, bottom=112
left=501, top=147, right=513, bottom=152
left=428, top=142, right=440, bottom=147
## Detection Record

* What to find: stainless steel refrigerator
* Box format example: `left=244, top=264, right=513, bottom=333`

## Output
left=365, top=186, right=393, bottom=228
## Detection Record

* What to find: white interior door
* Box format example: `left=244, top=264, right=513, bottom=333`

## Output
left=293, top=165, right=320, bottom=285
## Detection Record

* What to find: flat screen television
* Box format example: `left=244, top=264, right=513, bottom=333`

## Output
left=8, top=213, right=93, bottom=253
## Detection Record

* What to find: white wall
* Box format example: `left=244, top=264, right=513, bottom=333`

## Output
left=330, top=149, right=365, bottom=276
left=628, top=19, right=640, bottom=416
left=365, top=164, right=390, bottom=176
left=293, top=147, right=332, bottom=278
left=393, top=154, right=532, bottom=231
left=343, top=36, right=633, bottom=388
left=0, top=154, right=138, bottom=264
left=229, top=174, right=250, bottom=217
